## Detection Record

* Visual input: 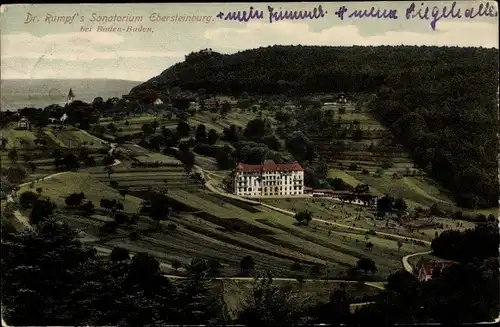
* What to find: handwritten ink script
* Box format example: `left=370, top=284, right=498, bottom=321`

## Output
left=216, top=1, right=498, bottom=30
left=23, top=12, right=215, bottom=33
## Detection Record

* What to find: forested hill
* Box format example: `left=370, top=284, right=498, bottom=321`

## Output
left=130, top=45, right=497, bottom=96
left=131, top=45, right=499, bottom=209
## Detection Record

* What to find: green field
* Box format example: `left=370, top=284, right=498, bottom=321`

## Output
left=45, top=128, right=107, bottom=148
left=328, top=169, right=365, bottom=187
left=18, top=172, right=143, bottom=212
left=135, top=152, right=181, bottom=164
left=0, top=129, right=38, bottom=148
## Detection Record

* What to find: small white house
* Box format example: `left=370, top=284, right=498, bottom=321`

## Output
left=17, top=117, right=31, bottom=130
left=154, top=98, right=163, bottom=106
left=189, top=101, right=200, bottom=110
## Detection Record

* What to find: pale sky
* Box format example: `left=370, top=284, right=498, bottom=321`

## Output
left=1, top=2, right=498, bottom=82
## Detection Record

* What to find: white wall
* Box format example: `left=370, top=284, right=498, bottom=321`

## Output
left=233, top=170, right=304, bottom=197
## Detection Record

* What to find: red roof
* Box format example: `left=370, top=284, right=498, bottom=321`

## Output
left=418, top=261, right=455, bottom=279
left=304, top=187, right=314, bottom=191
left=235, top=161, right=304, bottom=173
left=314, top=189, right=335, bottom=193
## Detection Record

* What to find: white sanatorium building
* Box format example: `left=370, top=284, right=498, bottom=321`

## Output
left=230, top=160, right=304, bottom=197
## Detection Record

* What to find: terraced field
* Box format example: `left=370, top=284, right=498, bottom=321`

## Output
left=43, top=164, right=428, bottom=279
left=45, top=128, right=108, bottom=149
left=89, top=160, right=198, bottom=191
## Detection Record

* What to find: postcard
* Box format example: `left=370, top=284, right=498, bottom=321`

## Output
left=0, top=2, right=498, bottom=326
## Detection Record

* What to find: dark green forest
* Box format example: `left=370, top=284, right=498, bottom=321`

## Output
left=1, top=215, right=498, bottom=326
left=131, top=45, right=499, bottom=208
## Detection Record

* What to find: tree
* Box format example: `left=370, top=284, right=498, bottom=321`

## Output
left=79, top=118, right=90, bottom=130
left=178, top=149, right=195, bottom=174
left=65, top=192, right=85, bottom=208
left=141, top=123, right=156, bottom=135
left=394, top=198, right=407, bottom=212
left=207, top=259, right=222, bottom=277
left=0, top=217, right=98, bottom=326
left=28, top=161, right=37, bottom=173
left=207, top=129, right=219, bottom=145
left=376, top=195, right=394, bottom=213
left=19, top=191, right=38, bottom=209
left=29, top=198, right=56, bottom=225
left=104, top=165, right=114, bottom=180
left=352, top=128, right=364, bottom=142
left=61, top=153, right=79, bottom=170
left=176, top=121, right=190, bottom=137
left=285, top=131, right=315, bottom=162
left=310, top=264, right=323, bottom=276
left=195, top=124, right=207, bottom=143
left=149, top=195, right=170, bottom=226
left=294, top=210, right=312, bottom=226
left=240, top=256, right=255, bottom=274
left=102, top=155, right=115, bottom=166
left=220, top=101, right=231, bottom=117
left=290, top=262, right=302, bottom=272
left=110, top=247, right=130, bottom=262
left=80, top=201, right=95, bottom=216
left=310, top=288, right=351, bottom=325
left=397, top=240, right=403, bottom=251
left=127, top=252, right=160, bottom=284
left=356, top=257, right=377, bottom=274
left=236, top=272, right=305, bottom=325
left=7, top=148, right=18, bottom=163
left=188, top=258, right=209, bottom=275
left=4, top=167, right=27, bottom=184
left=172, top=259, right=182, bottom=272
left=387, top=269, right=418, bottom=294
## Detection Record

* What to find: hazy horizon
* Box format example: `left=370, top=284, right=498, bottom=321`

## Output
left=1, top=78, right=141, bottom=111
left=1, top=2, right=497, bottom=80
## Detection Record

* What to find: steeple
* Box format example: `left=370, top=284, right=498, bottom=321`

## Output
left=67, top=88, right=75, bottom=104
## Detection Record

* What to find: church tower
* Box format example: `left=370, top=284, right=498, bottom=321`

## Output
left=67, top=88, right=75, bottom=104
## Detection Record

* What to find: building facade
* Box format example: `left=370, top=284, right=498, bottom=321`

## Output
left=231, top=160, right=304, bottom=197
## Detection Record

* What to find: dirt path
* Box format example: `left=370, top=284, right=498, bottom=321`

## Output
left=402, top=250, right=433, bottom=273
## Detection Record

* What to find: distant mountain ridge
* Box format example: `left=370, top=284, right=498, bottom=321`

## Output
left=129, top=45, right=498, bottom=96
left=1, top=79, right=142, bottom=111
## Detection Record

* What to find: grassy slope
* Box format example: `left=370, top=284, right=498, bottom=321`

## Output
left=18, top=172, right=143, bottom=213
left=0, top=129, right=38, bottom=148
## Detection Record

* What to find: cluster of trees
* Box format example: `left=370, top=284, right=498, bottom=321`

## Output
left=51, top=147, right=99, bottom=170
left=431, top=223, right=499, bottom=262
left=0, top=166, right=26, bottom=199
left=376, top=194, right=408, bottom=216
left=1, top=216, right=498, bottom=326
